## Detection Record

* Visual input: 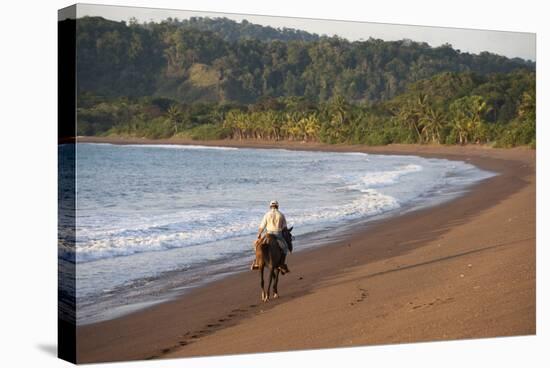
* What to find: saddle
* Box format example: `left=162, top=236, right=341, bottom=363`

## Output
left=250, top=234, right=291, bottom=274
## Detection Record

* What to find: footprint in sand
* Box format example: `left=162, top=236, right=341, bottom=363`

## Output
left=350, top=288, right=369, bottom=305
left=356, top=288, right=368, bottom=302
left=410, top=297, right=455, bottom=311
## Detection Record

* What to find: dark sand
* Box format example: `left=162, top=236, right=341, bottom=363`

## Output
left=75, top=137, right=535, bottom=363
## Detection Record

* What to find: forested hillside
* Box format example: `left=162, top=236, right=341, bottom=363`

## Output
left=143, top=16, right=321, bottom=43
left=76, top=16, right=533, bottom=104
left=72, top=16, right=536, bottom=147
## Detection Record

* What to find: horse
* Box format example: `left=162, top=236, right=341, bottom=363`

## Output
left=258, top=226, right=293, bottom=302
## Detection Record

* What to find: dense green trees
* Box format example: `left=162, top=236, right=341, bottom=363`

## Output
left=72, top=16, right=535, bottom=147
left=494, top=90, right=536, bottom=147
left=156, top=17, right=320, bottom=43
left=75, top=16, right=534, bottom=104
left=77, top=69, right=535, bottom=147
left=448, top=96, right=489, bottom=144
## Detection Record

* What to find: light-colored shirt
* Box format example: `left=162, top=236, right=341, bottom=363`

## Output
left=259, top=208, right=287, bottom=233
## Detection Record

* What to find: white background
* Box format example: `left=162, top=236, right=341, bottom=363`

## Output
left=0, top=0, right=547, bottom=367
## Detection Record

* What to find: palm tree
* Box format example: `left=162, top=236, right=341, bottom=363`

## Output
left=239, top=112, right=252, bottom=139
left=223, top=110, right=236, bottom=138
left=396, top=102, right=423, bottom=143
left=304, top=114, right=321, bottom=142
left=465, top=96, right=490, bottom=143
left=266, top=111, right=282, bottom=141
left=327, top=95, right=351, bottom=143
left=420, top=107, right=446, bottom=143
left=224, top=110, right=246, bottom=140
left=331, top=95, right=348, bottom=123
left=250, top=111, right=264, bottom=139
left=450, top=95, right=490, bottom=144
left=452, top=116, right=469, bottom=145
left=518, top=91, right=535, bottom=122
left=282, top=112, right=301, bottom=140
left=414, top=93, right=430, bottom=143
left=166, top=104, right=182, bottom=134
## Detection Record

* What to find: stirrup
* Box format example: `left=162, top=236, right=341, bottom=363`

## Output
left=278, top=265, right=290, bottom=274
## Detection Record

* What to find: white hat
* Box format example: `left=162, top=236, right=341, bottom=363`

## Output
left=270, top=200, right=279, bottom=207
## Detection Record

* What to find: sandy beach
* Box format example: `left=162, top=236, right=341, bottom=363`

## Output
left=75, top=137, right=535, bottom=363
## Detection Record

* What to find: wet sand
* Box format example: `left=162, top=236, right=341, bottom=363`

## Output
left=75, top=137, right=536, bottom=363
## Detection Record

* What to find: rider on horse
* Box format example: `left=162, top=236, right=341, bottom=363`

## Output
left=251, top=200, right=291, bottom=274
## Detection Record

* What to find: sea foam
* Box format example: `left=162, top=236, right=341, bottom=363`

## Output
left=68, top=144, right=495, bottom=290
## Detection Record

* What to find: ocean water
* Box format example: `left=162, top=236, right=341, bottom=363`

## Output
left=59, top=143, right=495, bottom=324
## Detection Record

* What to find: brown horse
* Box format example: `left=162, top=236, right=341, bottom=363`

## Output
left=258, top=227, right=294, bottom=302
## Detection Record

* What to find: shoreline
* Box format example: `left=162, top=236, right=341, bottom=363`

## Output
left=77, top=135, right=529, bottom=155
left=75, top=137, right=535, bottom=363
left=76, top=145, right=493, bottom=327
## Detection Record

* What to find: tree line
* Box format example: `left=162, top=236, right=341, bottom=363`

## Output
left=74, top=16, right=534, bottom=105
left=78, top=70, right=535, bottom=147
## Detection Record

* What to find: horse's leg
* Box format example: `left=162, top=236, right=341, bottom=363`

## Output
left=266, top=268, right=275, bottom=302
left=273, top=268, right=280, bottom=298
left=278, top=251, right=289, bottom=274
left=260, top=265, right=267, bottom=302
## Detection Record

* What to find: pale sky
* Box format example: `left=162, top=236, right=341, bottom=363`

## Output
left=71, top=3, right=536, bottom=61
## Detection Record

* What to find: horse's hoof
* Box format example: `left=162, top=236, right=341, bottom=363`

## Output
left=273, top=293, right=279, bottom=299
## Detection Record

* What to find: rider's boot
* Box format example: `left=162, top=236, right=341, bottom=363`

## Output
left=250, top=260, right=259, bottom=270
left=278, top=254, right=290, bottom=274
